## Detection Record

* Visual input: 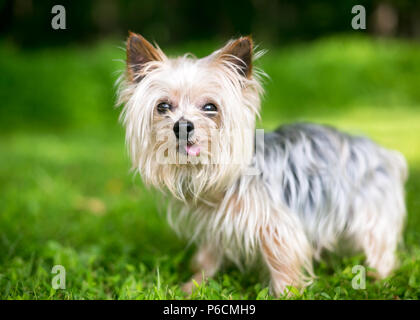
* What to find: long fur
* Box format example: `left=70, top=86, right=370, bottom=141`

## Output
left=117, top=35, right=408, bottom=295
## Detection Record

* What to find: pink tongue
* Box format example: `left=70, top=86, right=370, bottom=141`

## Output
left=185, top=144, right=201, bottom=156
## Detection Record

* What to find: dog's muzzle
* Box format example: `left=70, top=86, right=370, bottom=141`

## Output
left=173, top=119, right=194, bottom=140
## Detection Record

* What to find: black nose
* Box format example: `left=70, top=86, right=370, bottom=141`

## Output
left=173, top=120, right=194, bottom=139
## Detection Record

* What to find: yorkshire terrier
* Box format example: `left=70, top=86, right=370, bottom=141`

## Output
left=117, top=32, right=407, bottom=296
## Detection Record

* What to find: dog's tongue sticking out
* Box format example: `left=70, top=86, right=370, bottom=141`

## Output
left=185, top=144, right=201, bottom=156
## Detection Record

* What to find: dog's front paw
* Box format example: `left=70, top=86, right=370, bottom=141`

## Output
left=181, top=273, right=205, bottom=295
left=181, top=280, right=196, bottom=295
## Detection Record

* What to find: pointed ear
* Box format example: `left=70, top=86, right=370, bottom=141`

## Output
left=126, top=32, right=163, bottom=82
left=217, top=36, right=253, bottom=78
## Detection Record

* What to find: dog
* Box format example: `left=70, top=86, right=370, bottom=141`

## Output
left=116, top=32, right=408, bottom=296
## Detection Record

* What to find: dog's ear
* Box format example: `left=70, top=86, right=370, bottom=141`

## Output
left=216, top=36, right=253, bottom=79
left=126, top=32, right=164, bottom=82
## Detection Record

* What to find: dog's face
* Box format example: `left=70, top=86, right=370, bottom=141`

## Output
left=117, top=33, right=263, bottom=199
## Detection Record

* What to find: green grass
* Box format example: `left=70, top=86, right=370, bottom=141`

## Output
left=0, top=35, right=420, bottom=299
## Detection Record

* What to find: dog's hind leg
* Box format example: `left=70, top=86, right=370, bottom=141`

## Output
left=351, top=205, right=404, bottom=278
left=349, top=167, right=406, bottom=279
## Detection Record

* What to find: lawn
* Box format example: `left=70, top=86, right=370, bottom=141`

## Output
left=0, top=35, right=419, bottom=299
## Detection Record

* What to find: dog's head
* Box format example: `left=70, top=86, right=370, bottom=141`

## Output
left=117, top=33, right=264, bottom=200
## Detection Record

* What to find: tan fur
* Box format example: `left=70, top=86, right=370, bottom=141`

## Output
left=117, top=33, right=407, bottom=297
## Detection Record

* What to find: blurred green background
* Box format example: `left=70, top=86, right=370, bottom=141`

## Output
left=0, top=0, right=419, bottom=299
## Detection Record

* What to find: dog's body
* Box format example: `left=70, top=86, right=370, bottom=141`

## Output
left=117, top=33, right=407, bottom=295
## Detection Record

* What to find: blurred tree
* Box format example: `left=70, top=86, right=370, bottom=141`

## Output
left=0, top=0, right=420, bottom=48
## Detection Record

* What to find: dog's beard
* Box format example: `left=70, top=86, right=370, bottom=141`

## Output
left=117, top=37, right=264, bottom=201
left=144, top=127, right=252, bottom=201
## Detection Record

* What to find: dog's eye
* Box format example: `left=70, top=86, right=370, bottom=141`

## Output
left=157, top=102, right=172, bottom=114
left=202, top=103, right=217, bottom=113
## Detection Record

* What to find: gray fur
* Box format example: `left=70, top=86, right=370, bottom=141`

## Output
left=256, top=122, right=407, bottom=256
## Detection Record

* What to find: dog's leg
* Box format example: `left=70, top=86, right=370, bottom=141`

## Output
left=260, top=223, right=314, bottom=297
left=350, top=187, right=405, bottom=279
left=353, top=212, right=403, bottom=279
left=361, top=230, right=398, bottom=279
left=182, top=244, right=222, bottom=294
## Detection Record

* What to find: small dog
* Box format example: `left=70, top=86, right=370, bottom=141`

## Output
left=117, top=32, right=408, bottom=296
